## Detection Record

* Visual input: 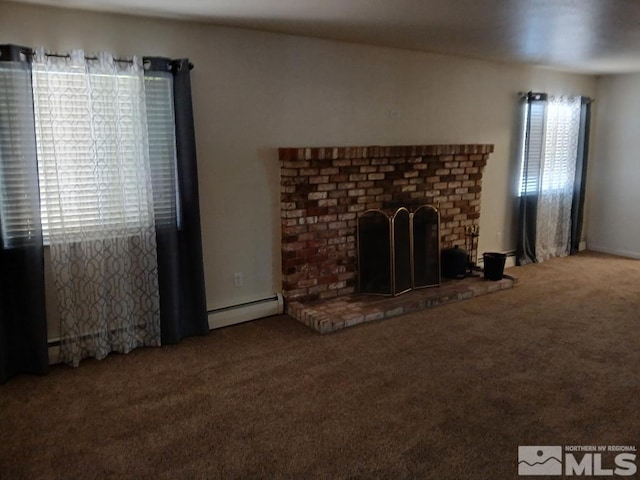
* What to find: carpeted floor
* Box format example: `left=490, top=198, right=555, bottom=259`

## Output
left=1, top=251, right=639, bottom=479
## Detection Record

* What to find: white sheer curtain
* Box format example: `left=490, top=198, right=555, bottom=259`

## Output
left=535, top=96, right=581, bottom=262
left=32, top=49, right=161, bottom=366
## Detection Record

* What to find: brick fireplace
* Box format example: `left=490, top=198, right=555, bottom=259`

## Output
left=278, top=144, right=494, bottom=309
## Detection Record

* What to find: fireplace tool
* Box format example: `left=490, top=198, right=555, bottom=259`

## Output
left=465, top=225, right=480, bottom=277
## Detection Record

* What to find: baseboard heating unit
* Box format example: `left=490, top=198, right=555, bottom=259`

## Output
left=208, top=293, right=284, bottom=330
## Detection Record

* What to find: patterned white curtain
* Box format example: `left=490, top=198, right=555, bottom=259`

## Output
left=32, top=49, right=161, bottom=366
left=535, top=96, right=581, bottom=262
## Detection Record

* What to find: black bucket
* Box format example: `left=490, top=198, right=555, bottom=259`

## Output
left=483, top=252, right=506, bottom=281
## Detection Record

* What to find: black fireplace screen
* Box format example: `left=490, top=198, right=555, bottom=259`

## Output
left=357, top=205, right=440, bottom=296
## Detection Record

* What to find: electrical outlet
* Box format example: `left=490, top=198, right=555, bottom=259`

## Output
left=496, top=231, right=502, bottom=243
left=233, top=272, right=243, bottom=287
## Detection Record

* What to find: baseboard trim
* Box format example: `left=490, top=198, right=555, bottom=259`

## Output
left=585, top=245, right=640, bottom=260
left=208, top=293, right=284, bottom=330
left=48, top=345, right=60, bottom=365
left=47, top=294, right=285, bottom=364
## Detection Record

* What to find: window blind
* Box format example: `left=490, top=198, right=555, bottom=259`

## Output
left=519, top=98, right=546, bottom=196
left=0, top=62, right=40, bottom=247
left=144, top=72, right=179, bottom=227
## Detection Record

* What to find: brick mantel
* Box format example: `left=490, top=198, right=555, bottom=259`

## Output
left=280, top=144, right=494, bottom=162
left=278, top=144, right=494, bottom=304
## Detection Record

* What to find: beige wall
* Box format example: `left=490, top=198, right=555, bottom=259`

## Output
left=587, top=73, right=640, bottom=258
left=2, top=2, right=597, bottom=314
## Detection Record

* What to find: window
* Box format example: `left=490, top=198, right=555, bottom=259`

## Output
left=0, top=52, right=179, bottom=246
left=518, top=94, right=581, bottom=196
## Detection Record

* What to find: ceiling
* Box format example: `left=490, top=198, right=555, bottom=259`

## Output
left=11, top=0, right=640, bottom=74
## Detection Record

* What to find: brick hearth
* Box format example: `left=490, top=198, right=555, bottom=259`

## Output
left=287, top=273, right=517, bottom=334
left=278, top=144, right=494, bottom=308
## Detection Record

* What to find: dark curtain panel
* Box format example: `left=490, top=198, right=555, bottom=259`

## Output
left=570, top=98, right=592, bottom=254
left=0, top=45, right=48, bottom=382
left=144, top=57, right=208, bottom=344
left=516, top=93, right=547, bottom=265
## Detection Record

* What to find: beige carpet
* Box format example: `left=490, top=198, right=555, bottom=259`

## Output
left=1, top=251, right=639, bottom=479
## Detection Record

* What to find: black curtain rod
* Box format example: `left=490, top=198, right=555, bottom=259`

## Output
left=43, top=53, right=195, bottom=72
left=44, top=52, right=133, bottom=64
left=1, top=44, right=194, bottom=73
left=518, top=91, right=547, bottom=101
left=518, top=91, right=594, bottom=103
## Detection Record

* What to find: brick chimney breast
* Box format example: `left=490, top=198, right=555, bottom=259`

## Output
left=278, top=144, right=494, bottom=303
